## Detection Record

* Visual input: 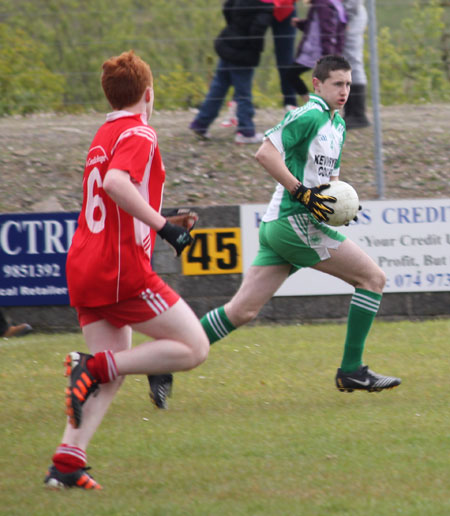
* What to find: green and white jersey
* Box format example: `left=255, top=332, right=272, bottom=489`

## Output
left=263, top=94, right=346, bottom=222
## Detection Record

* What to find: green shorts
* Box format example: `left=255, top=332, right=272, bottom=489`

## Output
left=252, top=214, right=346, bottom=273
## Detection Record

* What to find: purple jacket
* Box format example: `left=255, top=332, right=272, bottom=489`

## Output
left=295, top=0, right=347, bottom=68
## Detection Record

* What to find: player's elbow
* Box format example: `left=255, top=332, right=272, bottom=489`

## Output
left=103, top=168, right=127, bottom=197
left=103, top=172, right=117, bottom=197
left=255, top=139, right=276, bottom=168
left=254, top=146, right=266, bottom=165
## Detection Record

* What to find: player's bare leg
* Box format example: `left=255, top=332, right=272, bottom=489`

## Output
left=45, top=322, right=132, bottom=489
left=125, top=298, right=209, bottom=373
left=147, top=264, right=290, bottom=409
left=224, top=264, right=291, bottom=327
left=314, top=238, right=401, bottom=392
left=65, top=298, right=208, bottom=431
left=46, top=299, right=208, bottom=489
left=312, top=238, right=385, bottom=293
left=139, top=299, right=209, bottom=408
left=61, top=322, right=132, bottom=449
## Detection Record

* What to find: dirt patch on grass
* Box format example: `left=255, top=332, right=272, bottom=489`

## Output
left=0, top=104, right=449, bottom=213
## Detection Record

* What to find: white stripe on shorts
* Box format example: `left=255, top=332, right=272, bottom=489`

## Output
left=140, top=288, right=169, bottom=316
left=288, top=213, right=342, bottom=261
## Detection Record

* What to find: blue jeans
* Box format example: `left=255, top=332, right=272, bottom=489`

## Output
left=194, top=59, right=256, bottom=136
left=271, top=9, right=298, bottom=107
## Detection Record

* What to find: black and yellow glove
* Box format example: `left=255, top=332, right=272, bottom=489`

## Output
left=293, top=183, right=336, bottom=222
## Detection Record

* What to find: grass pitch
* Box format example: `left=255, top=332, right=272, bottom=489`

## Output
left=0, top=319, right=448, bottom=516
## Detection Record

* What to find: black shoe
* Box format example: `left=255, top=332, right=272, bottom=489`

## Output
left=44, top=465, right=102, bottom=490
left=148, top=374, right=173, bottom=409
left=336, top=365, right=401, bottom=392
left=64, top=351, right=99, bottom=428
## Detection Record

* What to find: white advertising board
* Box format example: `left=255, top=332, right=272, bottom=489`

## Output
left=240, top=199, right=450, bottom=296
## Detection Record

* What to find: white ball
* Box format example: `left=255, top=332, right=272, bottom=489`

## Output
left=322, top=180, right=359, bottom=227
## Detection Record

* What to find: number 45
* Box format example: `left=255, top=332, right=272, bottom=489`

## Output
left=181, top=228, right=242, bottom=276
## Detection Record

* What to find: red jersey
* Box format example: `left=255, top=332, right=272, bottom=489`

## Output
left=67, top=111, right=165, bottom=307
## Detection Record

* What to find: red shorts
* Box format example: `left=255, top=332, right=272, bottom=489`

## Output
left=76, top=281, right=180, bottom=328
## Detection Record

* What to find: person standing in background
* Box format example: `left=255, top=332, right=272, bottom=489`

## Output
left=287, top=0, right=347, bottom=104
left=342, top=0, right=370, bottom=128
left=220, top=0, right=298, bottom=128
left=265, top=0, right=299, bottom=110
left=189, top=0, right=273, bottom=144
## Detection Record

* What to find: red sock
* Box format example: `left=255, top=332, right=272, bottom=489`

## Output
left=52, top=444, right=86, bottom=473
left=86, top=350, right=118, bottom=384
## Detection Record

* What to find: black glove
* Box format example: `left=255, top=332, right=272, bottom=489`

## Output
left=157, top=220, right=193, bottom=256
left=293, top=183, right=336, bottom=222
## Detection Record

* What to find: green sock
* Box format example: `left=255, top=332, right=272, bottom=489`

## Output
left=200, top=306, right=236, bottom=345
left=340, top=288, right=382, bottom=373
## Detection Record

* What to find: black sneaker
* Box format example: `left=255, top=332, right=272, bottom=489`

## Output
left=64, top=351, right=99, bottom=428
left=148, top=374, right=173, bottom=409
left=336, top=365, right=401, bottom=392
left=44, top=465, right=102, bottom=490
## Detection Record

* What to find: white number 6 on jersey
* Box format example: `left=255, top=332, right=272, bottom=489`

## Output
left=86, top=167, right=106, bottom=233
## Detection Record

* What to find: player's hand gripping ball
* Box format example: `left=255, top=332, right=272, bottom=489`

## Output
left=321, top=181, right=360, bottom=226
left=293, top=183, right=336, bottom=222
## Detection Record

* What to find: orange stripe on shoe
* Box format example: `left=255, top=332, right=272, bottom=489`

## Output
left=76, top=380, right=88, bottom=396
left=73, top=387, right=85, bottom=402
left=80, top=372, right=93, bottom=387
left=85, top=478, right=96, bottom=489
left=77, top=474, right=102, bottom=490
left=64, top=356, right=72, bottom=376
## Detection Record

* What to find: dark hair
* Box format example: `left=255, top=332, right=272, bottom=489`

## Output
left=313, top=55, right=351, bottom=82
left=101, top=50, right=152, bottom=110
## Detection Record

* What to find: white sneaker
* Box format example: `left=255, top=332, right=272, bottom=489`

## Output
left=235, top=132, right=263, bottom=144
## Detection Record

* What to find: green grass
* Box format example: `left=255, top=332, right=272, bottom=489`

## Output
left=0, top=320, right=449, bottom=515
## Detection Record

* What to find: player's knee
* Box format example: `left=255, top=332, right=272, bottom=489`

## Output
left=373, top=268, right=386, bottom=292
left=364, top=267, right=386, bottom=293
left=195, top=334, right=210, bottom=365
left=186, top=332, right=209, bottom=369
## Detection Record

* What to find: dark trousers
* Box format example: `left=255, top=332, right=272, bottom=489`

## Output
left=287, top=63, right=311, bottom=96
left=194, top=58, right=256, bottom=136
left=271, top=10, right=298, bottom=107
